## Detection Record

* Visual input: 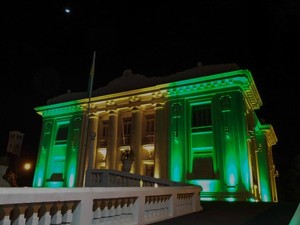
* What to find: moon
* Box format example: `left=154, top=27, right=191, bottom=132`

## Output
left=64, top=8, right=71, bottom=14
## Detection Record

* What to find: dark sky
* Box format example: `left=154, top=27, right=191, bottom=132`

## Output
left=1, top=1, right=299, bottom=194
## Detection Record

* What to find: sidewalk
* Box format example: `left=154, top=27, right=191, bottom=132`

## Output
left=151, top=201, right=300, bottom=225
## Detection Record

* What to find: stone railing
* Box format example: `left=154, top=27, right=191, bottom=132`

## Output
left=0, top=186, right=202, bottom=225
left=85, top=169, right=189, bottom=187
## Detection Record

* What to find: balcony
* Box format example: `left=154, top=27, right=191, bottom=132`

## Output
left=142, top=135, right=154, bottom=145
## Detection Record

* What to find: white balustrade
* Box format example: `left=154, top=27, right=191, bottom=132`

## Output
left=0, top=186, right=202, bottom=225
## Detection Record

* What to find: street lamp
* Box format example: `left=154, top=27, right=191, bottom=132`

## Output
left=23, top=162, right=32, bottom=171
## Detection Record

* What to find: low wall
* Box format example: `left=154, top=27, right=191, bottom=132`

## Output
left=0, top=186, right=202, bottom=225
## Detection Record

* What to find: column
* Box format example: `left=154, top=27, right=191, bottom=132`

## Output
left=88, top=113, right=99, bottom=169
left=154, top=103, right=167, bottom=179
left=131, top=107, right=143, bottom=174
left=107, top=111, right=118, bottom=169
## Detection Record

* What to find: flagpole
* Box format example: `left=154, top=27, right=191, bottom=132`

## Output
left=88, top=51, right=96, bottom=101
left=83, top=51, right=96, bottom=187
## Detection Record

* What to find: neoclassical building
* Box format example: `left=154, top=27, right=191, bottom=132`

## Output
left=32, top=63, right=278, bottom=202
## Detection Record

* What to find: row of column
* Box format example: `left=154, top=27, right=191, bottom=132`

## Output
left=85, top=104, right=168, bottom=179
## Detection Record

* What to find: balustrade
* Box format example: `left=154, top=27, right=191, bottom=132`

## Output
left=0, top=186, right=202, bottom=225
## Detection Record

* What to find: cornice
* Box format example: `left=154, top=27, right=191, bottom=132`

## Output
left=36, top=69, right=262, bottom=117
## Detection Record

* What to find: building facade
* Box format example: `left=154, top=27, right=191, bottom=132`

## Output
left=32, top=63, right=278, bottom=202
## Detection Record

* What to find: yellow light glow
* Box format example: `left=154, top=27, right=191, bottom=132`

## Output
left=142, top=144, right=154, bottom=158
left=24, top=163, right=31, bottom=170
left=97, top=148, right=107, bottom=160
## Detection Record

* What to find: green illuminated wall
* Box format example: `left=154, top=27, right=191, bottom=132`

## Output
left=256, top=122, right=278, bottom=202
left=168, top=89, right=259, bottom=201
left=33, top=101, right=84, bottom=188
left=166, top=70, right=277, bottom=202
left=169, top=100, right=187, bottom=182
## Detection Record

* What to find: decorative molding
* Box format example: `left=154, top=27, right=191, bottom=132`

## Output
left=129, top=96, right=140, bottom=102
left=220, top=96, right=231, bottom=112
left=41, top=105, right=83, bottom=117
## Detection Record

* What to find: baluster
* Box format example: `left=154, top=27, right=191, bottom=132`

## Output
left=0, top=215, right=11, bottom=225
left=115, top=199, right=122, bottom=217
left=152, top=196, right=157, bottom=217
left=101, top=199, right=109, bottom=224
left=179, top=194, right=182, bottom=212
left=183, top=194, right=187, bottom=212
left=144, top=196, right=150, bottom=220
left=92, top=200, right=101, bottom=225
left=122, top=198, right=132, bottom=222
left=149, top=196, right=155, bottom=218
left=61, top=202, right=74, bottom=225
left=11, top=205, right=26, bottom=225
left=121, top=198, right=128, bottom=215
left=108, top=199, right=116, bottom=217
left=157, top=195, right=163, bottom=217
left=25, top=205, right=39, bottom=225
left=50, top=203, right=62, bottom=225
left=161, top=196, right=166, bottom=216
left=38, top=204, right=52, bottom=225
left=177, top=194, right=181, bottom=212
left=157, top=196, right=162, bottom=217
left=0, top=205, right=14, bottom=225
left=128, top=197, right=135, bottom=212
left=179, top=194, right=183, bottom=212
left=127, top=197, right=135, bottom=222
left=109, top=199, right=116, bottom=223
left=164, top=195, right=170, bottom=215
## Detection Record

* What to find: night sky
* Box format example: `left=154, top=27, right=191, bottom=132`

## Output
left=1, top=1, right=299, bottom=198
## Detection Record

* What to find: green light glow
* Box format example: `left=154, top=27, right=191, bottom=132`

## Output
left=37, top=178, right=42, bottom=187
left=256, top=123, right=274, bottom=202
left=189, top=180, right=220, bottom=192
left=201, top=197, right=217, bottom=201
left=45, top=181, right=64, bottom=188
left=262, top=193, right=268, bottom=202
left=248, top=197, right=258, bottom=203
left=225, top=197, right=236, bottom=202
left=68, top=174, right=75, bottom=187
left=227, top=164, right=237, bottom=186
left=170, top=133, right=184, bottom=181
left=33, top=146, right=48, bottom=187
left=169, top=101, right=184, bottom=182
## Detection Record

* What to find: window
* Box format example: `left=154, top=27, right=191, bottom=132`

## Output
left=123, top=118, right=131, bottom=136
left=143, top=114, right=155, bottom=145
left=56, top=126, right=68, bottom=142
left=192, top=156, right=214, bottom=179
left=102, top=121, right=108, bottom=138
left=122, top=118, right=131, bottom=145
left=145, top=164, right=154, bottom=177
left=189, top=103, right=215, bottom=179
left=192, top=104, right=212, bottom=128
left=146, top=115, right=155, bottom=134
left=98, top=120, right=108, bottom=147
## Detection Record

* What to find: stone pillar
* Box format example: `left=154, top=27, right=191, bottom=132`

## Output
left=154, top=103, right=167, bottom=179
left=106, top=111, right=118, bottom=169
left=88, top=113, right=99, bottom=169
left=131, top=107, right=143, bottom=174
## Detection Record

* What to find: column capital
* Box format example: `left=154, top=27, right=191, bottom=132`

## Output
left=108, top=110, right=118, bottom=116
left=88, top=113, right=99, bottom=119
left=131, top=106, right=141, bottom=112
left=154, top=103, right=165, bottom=110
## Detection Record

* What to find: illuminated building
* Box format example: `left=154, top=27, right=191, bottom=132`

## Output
left=32, top=63, right=278, bottom=202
